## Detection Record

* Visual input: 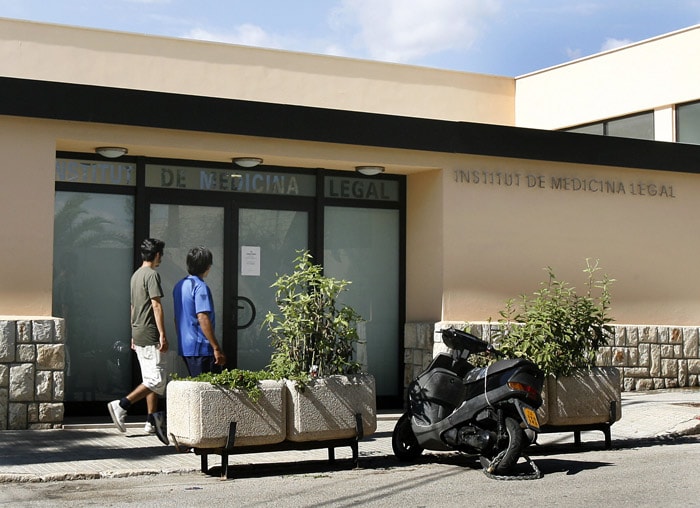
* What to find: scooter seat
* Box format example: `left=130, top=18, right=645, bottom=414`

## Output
left=463, top=358, right=535, bottom=384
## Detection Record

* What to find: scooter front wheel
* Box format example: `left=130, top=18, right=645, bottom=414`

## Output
left=479, top=416, right=525, bottom=474
left=392, top=412, right=424, bottom=461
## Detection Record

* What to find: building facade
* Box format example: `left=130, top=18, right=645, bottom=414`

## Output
left=1, top=19, right=700, bottom=426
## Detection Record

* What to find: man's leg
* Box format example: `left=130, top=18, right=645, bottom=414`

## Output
left=145, top=390, right=159, bottom=414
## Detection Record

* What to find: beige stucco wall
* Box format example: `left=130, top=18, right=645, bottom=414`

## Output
left=0, top=18, right=514, bottom=126
left=405, top=170, right=443, bottom=321
left=515, top=25, right=700, bottom=130
left=434, top=155, right=700, bottom=325
left=0, top=117, right=56, bottom=316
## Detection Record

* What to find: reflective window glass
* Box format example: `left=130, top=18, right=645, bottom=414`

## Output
left=565, top=123, right=604, bottom=135
left=324, top=207, right=400, bottom=398
left=606, top=112, right=654, bottom=140
left=677, top=101, right=700, bottom=145
left=53, top=191, right=134, bottom=402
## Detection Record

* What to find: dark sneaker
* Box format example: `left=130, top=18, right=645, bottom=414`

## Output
left=107, top=400, right=127, bottom=432
left=152, top=411, right=169, bottom=445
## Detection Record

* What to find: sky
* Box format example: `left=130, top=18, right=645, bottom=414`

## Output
left=1, top=0, right=699, bottom=76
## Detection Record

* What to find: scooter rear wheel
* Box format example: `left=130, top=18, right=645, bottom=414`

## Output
left=392, top=412, right=424, bottom=461
left=479, top=416, right=525, bottom=474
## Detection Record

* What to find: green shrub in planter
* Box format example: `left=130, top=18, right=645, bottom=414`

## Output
left=494, top=259, right=615, bottom=377
left=263, top=250, right=364, bottom=381
left=171, top=368, right=276, bottom=402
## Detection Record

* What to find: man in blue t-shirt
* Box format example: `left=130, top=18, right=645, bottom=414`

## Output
left=173, top=246, right=227, bottom=376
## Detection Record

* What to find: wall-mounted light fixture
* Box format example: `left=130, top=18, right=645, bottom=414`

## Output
left=233, top=157, right=263, bottom=168
left=355, top=165, right=385, bottom=176
left=95, top=147, right=128, bottom=158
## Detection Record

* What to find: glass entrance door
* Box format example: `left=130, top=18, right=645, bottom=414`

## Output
left=150, top=203, right=308, bottom=374
left=150, top=203, right=225, bottom=378
left=236, top=208, right=308, bottom=370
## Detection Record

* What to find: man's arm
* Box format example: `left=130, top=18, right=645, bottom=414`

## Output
left=197, top=312, right=226, bottom=365
left=151, top=297, right=169, bottom=352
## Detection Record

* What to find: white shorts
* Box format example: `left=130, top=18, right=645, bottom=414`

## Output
left=134, top=344, right=167, bottom=395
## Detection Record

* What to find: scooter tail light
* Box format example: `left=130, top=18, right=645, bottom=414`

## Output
left=507, top=381, right=539, bottom=400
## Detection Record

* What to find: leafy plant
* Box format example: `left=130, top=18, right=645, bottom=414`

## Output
left=263, top=250, right=363, bottom=380
left=171, top=369, right=276, bottom=402
left=494, top=259, right=614, bottom=377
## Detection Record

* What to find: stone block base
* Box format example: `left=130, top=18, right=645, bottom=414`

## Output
left=538, top=367, right=622, bottom=426
left=166, top=379, right=286, bottom=449
left=285, top=374, right=377, bottom=442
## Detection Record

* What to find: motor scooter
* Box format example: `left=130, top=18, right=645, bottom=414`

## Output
left=392, top=327, right=544, bottom=477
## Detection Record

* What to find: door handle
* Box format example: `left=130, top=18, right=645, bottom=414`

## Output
left=236, top=296, right=256, bottom=329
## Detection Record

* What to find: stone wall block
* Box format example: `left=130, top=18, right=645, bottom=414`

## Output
left=622, top=377, right=635, bottom=391
left=419, top=324, right=435, bottom=350
left=637, top=343, right=650, bottom=367
left=684, top=328, right=699, bottom=358
left=639, top=326, right=656, bottom=343
left=610, top=348, right=624, bottom=366
left=27, top=402, right=38, bottom=423
left=0, top=364, right=8, bottom=387
left=16, top=344, right=36, bottom=363
left=36, top=344, right=65, bottom=370
left=8, top=402, right=27, bottom=429
left=0, top=320, right=16, bottom=362
left=9, top=364, right=34, bottom=401
left=35, top=370, right=52, bottom=401
left=412, top=349, right=424, bottom=367
left=670, top=328, right=682, bottom=344
left=0, top=388, right=7, bottom=430
left=53, top=371, right=65, bottom=400
left=660, top=345, right=675, bottom=358
left=624, top=367, right=649, bottom=378
left=404, top=324, right=418, bottom=349
left=650, top=344, right=661, bottom=376
left=615, top=327, right=626, bottom=346
left=626, top=326, right=639, bottom=347
left=635, top=379, right=654, bottom=390
left=39, top=403, right=64, bottom=423
left=678, top=360, right=688, bottom=386
left=53, top=318, right=65, bottom=343
left=658, top=327, right=669, bottom=344
left=16, top=321, right=31, bottom=343
left=688, top=359, right=700, bottom=375
left=32, top=320, right=54, bottom=343
left=660, top=359, right=678, bottom=378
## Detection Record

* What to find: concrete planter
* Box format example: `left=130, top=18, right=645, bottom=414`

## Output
left=285, top=374, right=377, bottom=442
left=538, top=367, right=622, bottom=426
left=166, top=379, right=286, bottom=449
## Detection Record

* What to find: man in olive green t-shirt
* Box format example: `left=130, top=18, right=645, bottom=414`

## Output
left=107, top=238, right=169, bottom=445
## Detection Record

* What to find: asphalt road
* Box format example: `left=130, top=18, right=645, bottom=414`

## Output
left=2, top=436, right=698, bottom=507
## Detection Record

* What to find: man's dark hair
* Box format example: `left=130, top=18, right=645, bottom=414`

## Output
left=140, top=238, right=165, bottom=262
left=187, top=246, right=213, bottom=276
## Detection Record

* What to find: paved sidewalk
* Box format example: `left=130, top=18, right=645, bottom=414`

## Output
left=1, top=388, right=699, bottom=483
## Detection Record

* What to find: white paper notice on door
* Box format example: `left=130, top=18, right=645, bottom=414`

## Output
left=241, top=246, right=261, bottom=276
